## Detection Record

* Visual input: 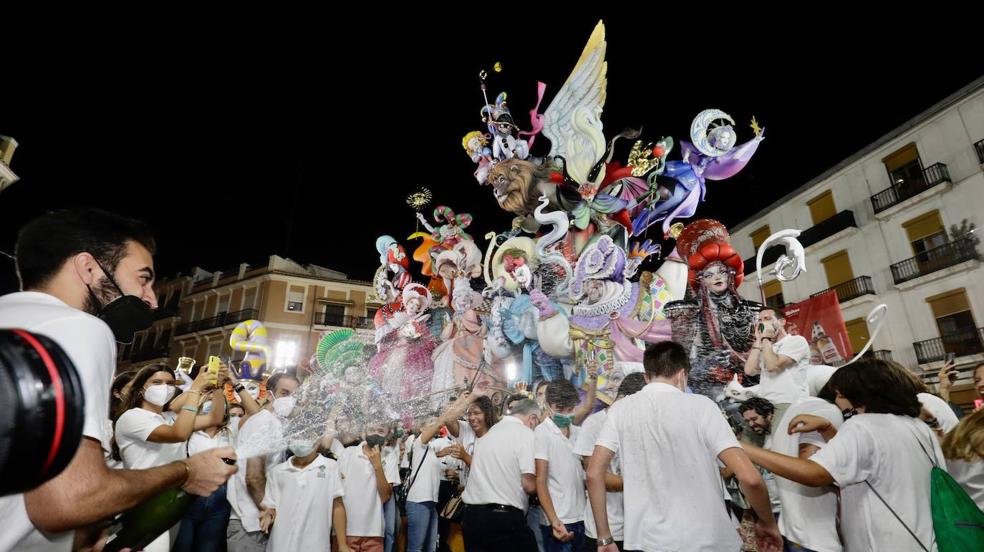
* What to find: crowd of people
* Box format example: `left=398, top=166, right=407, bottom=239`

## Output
left=1, top=209, right=982, bottom=552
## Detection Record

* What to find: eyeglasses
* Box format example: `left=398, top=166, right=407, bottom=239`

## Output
left=700, top=269, right=729, bottom=280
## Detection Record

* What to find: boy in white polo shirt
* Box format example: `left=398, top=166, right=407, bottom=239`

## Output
left=535, top=380, right=586, bottom=552
left=260, top=431, right=350, bottom=552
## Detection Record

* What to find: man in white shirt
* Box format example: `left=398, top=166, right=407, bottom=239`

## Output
left=0, top=209, right=235, bottom=552
left=588, top=341, right=782, bottom=552
left=461, top=398, right=542, bottom=552
left=534, top=379, right=586, bottom=551
left=744, top=307, right=810, bottom=424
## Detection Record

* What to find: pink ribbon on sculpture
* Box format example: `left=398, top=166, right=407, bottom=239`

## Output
left=518, top=81, right=546, bottom=149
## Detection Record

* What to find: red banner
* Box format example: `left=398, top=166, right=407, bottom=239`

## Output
left=782, top=291, right=853, bottom=366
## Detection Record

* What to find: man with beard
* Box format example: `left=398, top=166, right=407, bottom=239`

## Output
left=0, top=209, right=236, bottom=552
left=754, top=392, right=844, bottom=552
left=740, top=398, right=776, bottom=439
left=744, top=307, right=810, bottom=428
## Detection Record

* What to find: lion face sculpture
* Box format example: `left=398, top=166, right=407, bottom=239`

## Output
left=486, top=159, right=552, bottom=216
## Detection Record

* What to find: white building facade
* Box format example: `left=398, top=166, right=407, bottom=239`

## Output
left=731, top=77, right=984, bottom=409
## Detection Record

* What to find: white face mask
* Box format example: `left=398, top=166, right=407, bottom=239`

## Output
left=273, top=396, right=296, bottom=417
left=144, top=384, right=176, bottom=407
left=288, top=439, right=317, bottom=458
left=229, top=415, right=241, bottom=428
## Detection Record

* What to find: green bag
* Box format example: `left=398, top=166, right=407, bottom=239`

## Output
left=930, top=465, right=984, bottom=552
left=866, top=428, right=984, bottom=552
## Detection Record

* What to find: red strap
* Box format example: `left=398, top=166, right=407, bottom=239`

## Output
left=13, top=330, right=66, bottom=474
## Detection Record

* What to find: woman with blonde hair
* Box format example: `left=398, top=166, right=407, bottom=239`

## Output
left=942, top=407, right=984, bottom=509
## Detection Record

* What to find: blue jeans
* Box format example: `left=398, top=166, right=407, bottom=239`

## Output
left=527, top=505, right=545, bottom=552
left=784, top=540, right=817, bottom=552
left=406, top=500, right=438, bottom=552
left=540, top=521, right=585, bottom=552
left=174, top=484, right=231, bottom=552
left=383, top=495, right=398, bottom=552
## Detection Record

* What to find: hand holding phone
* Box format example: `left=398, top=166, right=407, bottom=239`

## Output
left=945, top=352, right=958, bottom=383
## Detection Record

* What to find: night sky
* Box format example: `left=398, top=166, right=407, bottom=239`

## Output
left=2, top=15, right=982, bottom=291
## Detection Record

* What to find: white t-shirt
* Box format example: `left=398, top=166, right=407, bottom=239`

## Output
left=917, top=392, right=960, bottom=433
left=454, top=420, right=478, bottom=485
left=406, top=437, right=444, bottom=503
left=382, top=444, right=401, bottom=485
left=0, top=292, right=118, bottom=552
left=766, top=397, right=844, bottom=552
left=947, top=458, right=984, bottom=510
left=573, top=410, right=623, bottom=540
left=534, top=418, right=584, bottom=525
left=227, top=410, right=284, bottom=532
left=431, top=435, right=461, bottom=482
left=596, top=382, right=741, bottom=551
left=335, top=442, right=391, bottom=537
left=462, top=415, right=535, bottom=511
left=804, top=364, right=836, bottom=397
left=811, top=414, right=945, bottom=552
left=114, top=408, right=183, bottom=470
left=400, top=434, right=416, bottom=469
left=187, top=425, right=237, bottom=457
left=263, top=454, right=344, bottom=552
left=758, top=334, right=809, bottom=404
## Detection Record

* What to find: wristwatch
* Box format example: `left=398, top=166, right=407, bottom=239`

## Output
left=596, top=536, right=615, bottom=546
left=234, top=383, right=245, bottom=393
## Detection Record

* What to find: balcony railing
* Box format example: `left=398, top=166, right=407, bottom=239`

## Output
left=810, top=275, right=876, bottom=303
left=914, top=327, right=984, bottom=364
left=175, top=308, right=259, bottom=335
left=890, top=237, right=978, bottom=284
left=871, top=350, right=893, bottom=362
left=870, top=162, right=951, bottom=213
left=316, top=313, right=374, bottom=330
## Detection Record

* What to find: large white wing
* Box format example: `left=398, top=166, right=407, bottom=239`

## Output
left=542, top=20, right=608, bottom=185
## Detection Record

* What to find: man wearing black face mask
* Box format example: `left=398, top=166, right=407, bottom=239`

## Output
left=0, top=209, right=237, bottom=552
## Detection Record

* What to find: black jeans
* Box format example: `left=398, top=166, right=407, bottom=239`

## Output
left=461, top=504, right=538, bottom=552
left=436, top=479, right=456, bottom=552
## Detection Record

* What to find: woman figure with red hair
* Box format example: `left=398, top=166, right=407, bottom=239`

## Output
left=665, top=220, right=761, bottom=404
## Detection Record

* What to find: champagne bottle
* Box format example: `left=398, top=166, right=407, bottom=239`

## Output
left=103, top=487, right=194, bottom=552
